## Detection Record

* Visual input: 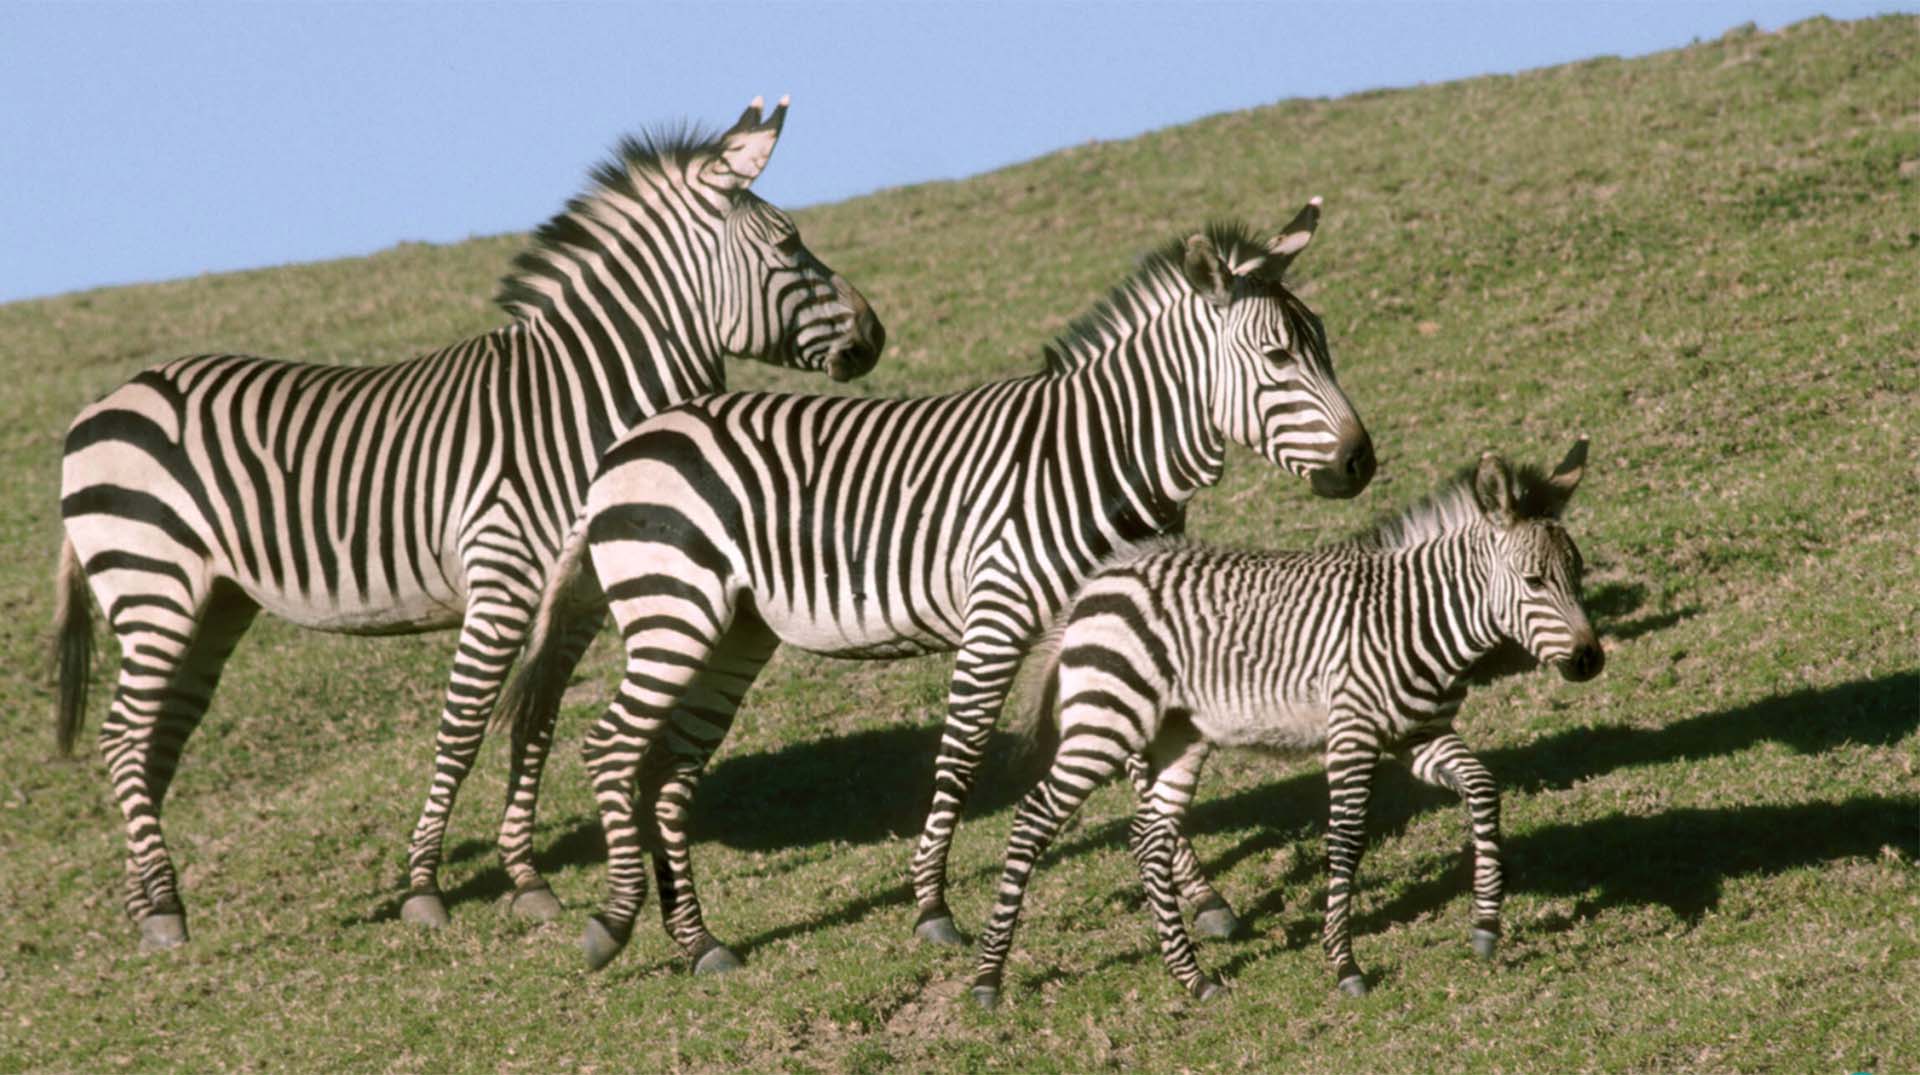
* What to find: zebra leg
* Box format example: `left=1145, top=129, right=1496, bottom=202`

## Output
left=1129, top=725, right=1222, bottom=1000
left=98, top=581, right=258, bottom=951
left=496, top=606, right=606, bottom=923
left=579, top=604, right=732, bottom=971
left=401, top=594, right=530, bottom=928
left=1126, top=753, right=1239, bottom=940
left=911, top=623, right=1026, bottom=946
left=641, top=615, right=777, bottom=975
left=1322, top=722, right=1381, bottom=996
left=971, top=729, right=1129, bottom=1010
left=1405, top=730, right=1503, bottom=961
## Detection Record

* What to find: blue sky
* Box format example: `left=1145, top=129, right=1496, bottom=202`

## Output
left=0, top=2, right=1903, bottom=303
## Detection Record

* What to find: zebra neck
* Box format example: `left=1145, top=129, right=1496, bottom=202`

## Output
left=1066, top=309, right=1225, bottom=530
left=502, top=179, right=730, bottom=440
left=1409, top=530, right=1507, bottom=683
left=518, top=292, right=725, bottom=449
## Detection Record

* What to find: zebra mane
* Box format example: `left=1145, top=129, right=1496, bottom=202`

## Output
left=494, top=122, right=725, bottom=321
left=1041, top=221, right=1279, bottom=374
left=1347, top=461, right=1565, bottom=549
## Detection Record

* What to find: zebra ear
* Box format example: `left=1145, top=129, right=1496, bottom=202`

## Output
left=1473, top=452, right=1517, bottom=524
left=705, top=95, right=788, bottom=193
left=1263, top=197, right=1322, bottom=277
left=1545, top=436, right=1588, bottom=507
left=1182, top=235, right=1233, bottom=307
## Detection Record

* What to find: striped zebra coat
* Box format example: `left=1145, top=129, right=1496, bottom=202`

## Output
left=51, top=98, right=884, bottom=951
left=970, top=440, right=1603, bottom=1007
left=505, top=207, right=1377, bottom=973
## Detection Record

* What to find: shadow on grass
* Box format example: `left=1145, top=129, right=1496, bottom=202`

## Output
left=692, top=727, right=1039, bottom=848
left=1584, top=578, right=1701, bottom=643
left=1041, top=673, right=1917, bottom=985
left=1106, top=671, right=1918, bottom=934
left=774, top=673, right=1910, bottom=944
left=1367, top=793, right=1913, bottom=932
left=344, top=823, right=612, bottom=926
left=351, top=722, right=1036, bottom=922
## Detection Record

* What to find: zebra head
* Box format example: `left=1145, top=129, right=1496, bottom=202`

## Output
left=1472, top=439, right=1605, bottom=683
left=1181, top=201, right=1374, bottom=499
left=703, top=97, right=885, bottom=382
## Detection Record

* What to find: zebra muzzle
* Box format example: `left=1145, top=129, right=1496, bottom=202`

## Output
left=1559, top=640, right=1605, bottom=682
left=1309, top=424, right=1376, bottom=499
left=826, top=275, right=885, bottom=381
left=827, top=340, right=879, bottom=382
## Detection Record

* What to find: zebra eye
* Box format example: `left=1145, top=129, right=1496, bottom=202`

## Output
left=1523, top=574, right=1546, bottom=590
left=773, top=233, right=805, bottom=257
left=1264, top=348, right=1295, bottom=366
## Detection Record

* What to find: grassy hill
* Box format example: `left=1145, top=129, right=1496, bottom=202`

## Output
left=2, top=15, right=1915, bottom=1072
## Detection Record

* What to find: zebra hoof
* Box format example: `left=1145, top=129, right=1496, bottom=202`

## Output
left=509, top=885, right=564, bottom=923
left=1337, top=973, right=1369, bottom=998
left=1191, top=977, right=1227, bottom=1002
left=970, top=985, right=1001, bottom=1011
left=1192, top=898, right=1243, bottom=940
left=913, top=914, right=967, bottom=947
left=400, top=892, right=451, bottom=928
left=582, top=915, right=630, bottom=972
left=1471, top=927, right=1499, bottom=960
left=138, top=913, right=188, bottom=952
left=692, top=944, right=744, bottom=977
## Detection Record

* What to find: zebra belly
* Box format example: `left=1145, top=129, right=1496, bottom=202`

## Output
left=1194, top=696, right=1331, bottom=754
left=247, top=580, right=465, bottom=636
left=808, top=638, right=952, bottom=660
left=757, top=599, right=957, bottom=660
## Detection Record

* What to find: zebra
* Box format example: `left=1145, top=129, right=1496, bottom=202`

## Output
left=502, top=204, right=1378, bottom=974
left=969, top=438, right=1602, bottom=1008
left=50, top=97, right=886, bottom=952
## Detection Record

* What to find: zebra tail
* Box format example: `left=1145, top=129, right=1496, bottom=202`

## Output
left=1006, top=619, right=1068, bottom=773
left=495, top=522, right=599, bottom=741
left=51, top=537, right=95, bottom=756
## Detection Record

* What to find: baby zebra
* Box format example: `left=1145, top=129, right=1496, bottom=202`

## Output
left=972, top=439, right=1603, bottom=1008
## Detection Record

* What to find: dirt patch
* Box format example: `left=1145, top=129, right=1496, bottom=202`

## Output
left=883, top=973, right=970, bottom=1037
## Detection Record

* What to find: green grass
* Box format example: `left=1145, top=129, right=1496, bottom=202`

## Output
left=3, top=15, right=1916, bottom=1073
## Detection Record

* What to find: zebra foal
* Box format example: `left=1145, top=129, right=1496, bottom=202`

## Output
left=972, top=439, right=1603, bottom=1008
left=51, top=98, right=884, bottom=950
left=504, top=207, right=1377, bottom=973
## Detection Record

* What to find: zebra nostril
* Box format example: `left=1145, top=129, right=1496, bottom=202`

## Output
left=1346, top=433, right=1375, bottom=480
left=829, top=339, right=879, bottom=382
left=1562, top=642, right=1604, bottom=682
left=1310, top=427, right=1373, bottom=500
left=1334, top=430, right=1376, bottom=493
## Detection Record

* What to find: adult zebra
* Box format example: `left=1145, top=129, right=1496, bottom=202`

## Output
left=970, top=440, right=1602, bottom=1008
left=51, top=97, right=886, bottom=951
left=504, top=205, right=1377, bottom=972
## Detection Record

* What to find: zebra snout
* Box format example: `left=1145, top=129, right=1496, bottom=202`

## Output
left=1309, top=425, right=1375, bottom=499
left=1342, top=429, right=1376, bottom=484
left=826, top=276, right=885, bottom=382
left=827, top=336, right=881, bottom=382
left=1560, top=640, right=1605, bottom=682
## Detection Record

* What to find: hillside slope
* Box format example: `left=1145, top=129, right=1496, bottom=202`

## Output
left=1, top=16, right=1914, bottom=1073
